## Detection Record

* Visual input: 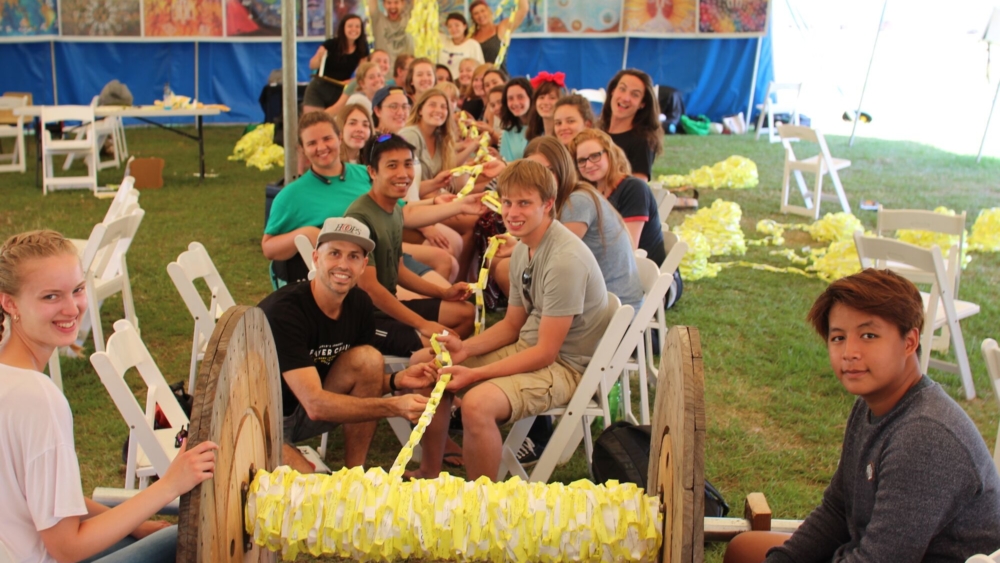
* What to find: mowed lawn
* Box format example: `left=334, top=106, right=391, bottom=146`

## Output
left=2, top=125, right=998, bottom=562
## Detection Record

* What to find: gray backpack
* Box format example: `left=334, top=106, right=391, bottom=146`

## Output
left=99, top=80, right=133, bottom=106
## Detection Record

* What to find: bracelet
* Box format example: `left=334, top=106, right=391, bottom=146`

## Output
left=389, top=370, right=399, bottom=392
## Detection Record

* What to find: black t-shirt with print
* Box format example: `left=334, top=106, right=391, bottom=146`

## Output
left=258, top=281, right=376, bottom=415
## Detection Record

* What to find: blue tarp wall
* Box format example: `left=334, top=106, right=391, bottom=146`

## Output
left=1, top=32, right=771, bottom=124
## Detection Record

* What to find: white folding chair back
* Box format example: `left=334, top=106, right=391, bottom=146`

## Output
left=63, top=96, right=120, bottom=171
left=497, top=294, right=633, bottom=483
left=0, top=94, right=27, bottom=173
left=167, top=242, right=236, bottom=394
left=755, top=81, right=802, bottom=142
left=80, top=207, right=144, bottom=352
left=983, top=339, right=1000, bottom=472
left=966, top=548, right=1000, bottom=562
left=574, top=88, right=607, bottom=105
left=90, top=320, right=188, bottom=489
left=778, top=124, right=851, bottom=219
left=648, top=184, right=677, bottom=226
left=294, top=234, right=318, bottom=281
left=40, top=105, right=99, bottom=194
left=854, top=232, right=980, bottom=400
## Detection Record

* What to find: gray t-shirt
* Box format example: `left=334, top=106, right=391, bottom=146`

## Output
left=560, top=189, right=644, bottom=310
left=371, top=6, right=414, bottom=65
left=398, top=125, right=442, bottom=181
left=508, top=220, right=610, bottom=374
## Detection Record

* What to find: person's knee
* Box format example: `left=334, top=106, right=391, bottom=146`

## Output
left=462, top=387, right=509, bottom=429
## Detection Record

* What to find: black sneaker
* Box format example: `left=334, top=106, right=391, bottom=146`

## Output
left=516, top=437, right=542, bottom=468
left=449, top=407, right=463, bottom=434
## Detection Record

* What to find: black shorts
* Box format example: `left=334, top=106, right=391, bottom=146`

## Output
left=302, top=77, right=344, bottom=108
left=372, top=298, right=442, bottom=357
left=283, top=404, right=339, bottom=445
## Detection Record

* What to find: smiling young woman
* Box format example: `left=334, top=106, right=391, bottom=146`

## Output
left=303, top=15, right=369, bottom=115
left=498, top=77, right=533, bottom=162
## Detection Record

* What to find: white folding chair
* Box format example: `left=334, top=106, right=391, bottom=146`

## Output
left=90, top=319, right=188, bottom=490
left=778, top=124, right=851, bottom=220
left=497, top=294, right=634, bottom=483
left=167, top=243, right=236, bottom=394
left=854, top=232, right=980, bottom=400
left=40, top=105, right=99, bottom=195
left=640, top=235, right=689, bottom=389
left=983, top=339, right=1000, bottom=472
left=80, top=207, right=144, bottom=353
left=966, top=548, right=1000, bottom=562
left=294, top=233, right=318, bottom=281
left=63, top=96, right=120, bottom=171
left=648, top=183, right=677, bottom=227
left=755, top=81, right=802, bottom=143
left=620, top=253, right=679, bottom=426
left=876, top=205, right=967, bottom=353
left=574, top=88, right=607, bottom=106
left=0, top=94, right=28, bottom=173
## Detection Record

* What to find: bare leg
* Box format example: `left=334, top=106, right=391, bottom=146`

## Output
left=461, top=382, right=513, bottom=481
left=403, top=242, right=459, bottom=282
left=282, top=443, right=316, bottom=474
left=439, top=300, right=476, bottom=338
left=723, top=532, right=792, bottom=563
left=322, top=345, right=384, bottom=467
left=491, top=256, right=511, bottom=297
left=441, top=214, right=480, bottom=281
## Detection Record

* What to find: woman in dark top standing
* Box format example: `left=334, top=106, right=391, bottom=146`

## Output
left=571, top=128, right=665, bottom=265
left=303, top=15, right=369, bottom=114
left=600, top=69, right=662, bottom=181
left=468, top=0, right=528, bottom=73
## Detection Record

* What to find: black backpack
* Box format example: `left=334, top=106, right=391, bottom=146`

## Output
left=591, top=421, right=729, bottom=518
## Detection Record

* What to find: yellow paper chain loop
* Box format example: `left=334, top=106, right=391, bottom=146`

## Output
left=466, top=236, right=506, bottom=335
left=969, top=207, right=1000, bottom=252
left=405, top=0, right=440, bottom=60
left=482, top=190, right=502, bottom=214
left=492, top=0, right=518, bottom=68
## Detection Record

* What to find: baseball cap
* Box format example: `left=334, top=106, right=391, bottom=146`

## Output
left=372, top=85, right=408, bottom=109
left=316, top=217, right=375, bottom=253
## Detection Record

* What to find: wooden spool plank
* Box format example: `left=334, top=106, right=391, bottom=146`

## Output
left=177, top=306, right=282, bottom=563
left=649, top=326, right=705, bottom=563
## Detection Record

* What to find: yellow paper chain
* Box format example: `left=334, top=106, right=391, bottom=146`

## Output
left=228, top=123, right=284, bottom=171
left=467, top=236, right=506, bottom=335
left=361, top=0, right=375, bottom=52
left=895, top=206, right=971, bottom=268
left=656, top=156, right=759, bottom=190
left=482, top=190, right=502, bottom=214
left=969, top=207, right=1000, bottom=252
left=405, top=0, right=440, bottom=59
left=492, top=0, right=518, bottom=68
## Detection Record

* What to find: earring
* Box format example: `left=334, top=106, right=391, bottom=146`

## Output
left=12, top=314, right=19, bottom=323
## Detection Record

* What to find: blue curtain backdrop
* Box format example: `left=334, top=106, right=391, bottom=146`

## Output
left=0, top=31, right=772, bottom=124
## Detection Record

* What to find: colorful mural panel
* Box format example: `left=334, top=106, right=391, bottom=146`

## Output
left=622, top=0, right=696, bottom=33
left=145, top=0, right=223, bottom=36
left=0, top=0, right=58, bottom=36
left=61, top=0, right=140, bottom=36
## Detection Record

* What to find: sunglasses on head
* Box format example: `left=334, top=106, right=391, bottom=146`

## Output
left=369, top=133, right=392, bottom=162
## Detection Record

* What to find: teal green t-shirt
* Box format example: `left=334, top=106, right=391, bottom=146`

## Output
left=264, top=163, right=372, bottom=235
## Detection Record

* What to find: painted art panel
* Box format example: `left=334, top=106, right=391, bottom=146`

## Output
left=144, top=0, right=223, bottom=36
left=0, top=0, right=58, bottom=36
left=61, top=0, right=141, bottom=36
left=226, top=0, right=301, bottom=37
left=622, top=0, right=695, bottom=33
left=699, top=0, right=768, bottom=33
left=547, top=0, right=622, bottom=34
left=305, top=0, right=364, bottom=37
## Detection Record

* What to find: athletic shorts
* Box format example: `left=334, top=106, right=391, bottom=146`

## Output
left=302, top=78, right=344, bottom=109
left=371, top=298, right=442, bottom=357
left=283, top=404, right=339, bottom=445
left=402, top=252, right=433, bottom=277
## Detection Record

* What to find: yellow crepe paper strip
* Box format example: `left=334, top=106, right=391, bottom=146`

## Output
left=482, top=190, right=502, bottom=214
left=969, top=207, right=1000, bottom=252
left=468, top=236, right=506, bottom=335
left=229, top=123, right=285, bottom=171
left=405, top=0, right=440, bottom=60
left=361, top=0, right=375, bottom=52
left=892, top=206, right=972, bottom=268
left=492, top=0, right=518, bottom=68
left=806, top=239, right=862, bottom=282
left=656, top=156, right=759, bottom=190
left=246, top=466, right=663, bottom=562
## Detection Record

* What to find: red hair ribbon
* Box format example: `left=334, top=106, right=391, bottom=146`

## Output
left=530, top=71, right=565, bottom=90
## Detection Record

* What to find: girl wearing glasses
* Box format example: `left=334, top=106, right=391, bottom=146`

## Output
left=498, top=77, right=533, bottom=162
left=438, top=13, right=484, bottom=83
left=303, top=15, right=369, bottom=115
left=571, top=128, right=665, bottom=265
left=600, top=69, right=663, bottom=181
left=0, top=230, right=217, bottom=563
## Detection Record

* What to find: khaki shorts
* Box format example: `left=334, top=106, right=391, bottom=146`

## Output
left=461, top=340, right=581, bottom=423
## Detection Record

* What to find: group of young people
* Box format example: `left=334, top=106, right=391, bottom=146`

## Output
left=4, top=3, right=1000, bottom=562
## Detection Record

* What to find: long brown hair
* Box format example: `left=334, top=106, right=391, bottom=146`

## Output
left=0, top=230, right=78, bottom=343
left=335, top=103, right=374, bottom=164
left=406, top=88, right=456, bottom=171
left=404, top=57, right=436, bottom=98
left=568, top=128, right=632, bottom=188
left=600, top=69, right=663, bottom=157
left=525, top=80, right=568, bottom=140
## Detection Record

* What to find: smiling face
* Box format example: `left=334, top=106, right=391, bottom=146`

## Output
left=553, top=105, right=590, bottom=147
left=342, top=109, right=372, bottom=151
left=501, top=186, right=553, bottom=240
left=826, top=303, right=920, bottom=412
left=314, top=240, right=367, bottom=297
left=458, top=60, right=476, bottom=88
left=535, top=92, right=558, bottom=119
left=411, top=62, right=436, bottom=96
left=2, top=253, right=87, bottom=353
left=343, top=16, right=362, bottom=41
left=470, top=4, right=492, bottom=27
left=472, top=74, right=485, bottom=97
left=383, top=0, right=403, bottom=19
left=418, top=94, right=449, bottom=128
left=435, top=66, right=452, bottom=84
left=487, top=91, right=503, bottom=116
left=360, top=67, right=385, bottom=98
left=300, top=122, right=341, bottom=170
left=575, top=139, right=608, bottom=183
left=483, top=71, right=505, bottom=92
left=610, top=73, right=646, bottom=124
left=374, top=92, right=410, bottom=133
left=446, top=18, right=467, bottom=42
left=369, top=146, right=415, bottom=201
left=371, top=51, right=390, bottom=75
left=506, top=85, right=530, bottom=118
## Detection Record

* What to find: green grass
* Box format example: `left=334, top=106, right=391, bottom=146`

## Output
left=2, top=127, right=999, bottom=562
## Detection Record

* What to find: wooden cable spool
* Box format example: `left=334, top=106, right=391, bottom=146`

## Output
left=177, top=306, right=281, bottom=563
left=172, top=305, right=705, bottom=562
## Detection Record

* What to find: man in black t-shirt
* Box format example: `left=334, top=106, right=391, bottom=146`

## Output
left=258, top=217, right=436, bottom=474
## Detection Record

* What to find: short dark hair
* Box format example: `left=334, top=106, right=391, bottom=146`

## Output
left=446, top=12, right=468, bottom=27
left=806, top=268, right=925, bottom=342
left=297, top=111, right=339, bottom=146
left=362, top=133, right=415, bottom=168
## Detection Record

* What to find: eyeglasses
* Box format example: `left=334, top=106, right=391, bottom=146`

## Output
left=385, top=103, right=410, bottom=113
left=369, top=133, right=392, bottom=162
left=521, top=267, right=533, bottom=310
left=576, top=150, right=606, bottom=168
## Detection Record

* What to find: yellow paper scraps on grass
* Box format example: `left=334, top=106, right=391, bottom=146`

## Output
left=657, top=155, right=759, bottom=189
left=673, top=199, right=745, bottom=280
left=229, top=124, right=284, bottom=171
left=895, top=206, right=971, bottom=268
left=968, top=207, right=1000, bottom=252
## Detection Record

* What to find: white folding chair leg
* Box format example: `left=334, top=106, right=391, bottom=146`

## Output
left=188, top=335, right=201, bottom=395
left=498, top=415, right=535, bottom=481
left=636, top=344, right=651, bottom=424
left=87, top=279, right=105, bottom=352
left=48, top=349, right=62, bottom=391
left=829, top=170, right=851, bottom=214
left=120, top=257, right=139, bottom=332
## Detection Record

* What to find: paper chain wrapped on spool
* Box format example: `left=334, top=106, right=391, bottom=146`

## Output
left=178, top=306, right=736, bottom=563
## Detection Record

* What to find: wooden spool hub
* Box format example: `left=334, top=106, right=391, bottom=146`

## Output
left=177, top=306, right=282, bottom=563
left=648, top=326, right=706, bottom=563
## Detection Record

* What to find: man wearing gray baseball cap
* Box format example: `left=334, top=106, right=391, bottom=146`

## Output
left=258, top=217, right=437, bottom=474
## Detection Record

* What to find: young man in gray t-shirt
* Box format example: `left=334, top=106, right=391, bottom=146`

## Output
left=410, top=159, right=611, bottom=482
left=367, top=0, right=414, bottom=65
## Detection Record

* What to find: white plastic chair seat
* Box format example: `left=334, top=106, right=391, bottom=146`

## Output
left=923, top=293, right=980, bottom=329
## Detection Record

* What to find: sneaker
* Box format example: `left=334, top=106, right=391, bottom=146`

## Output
left=516, top=437, right=542, bottom=468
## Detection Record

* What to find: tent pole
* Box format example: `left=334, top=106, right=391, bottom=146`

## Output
left=282, top=0, right=298, bottom=185
left=326, top=0, right=334, bottom=38
left=745, top=36, right=762, bottom=126
left=977, top=78, right=1000, bottom=162
left=194, top=41, right=199, bottom=101
left=622, top=36, right=629, bottom=70
left=51, top=40, right=58, bottom=104
left=850, top=0, right=888, bottom=147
